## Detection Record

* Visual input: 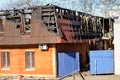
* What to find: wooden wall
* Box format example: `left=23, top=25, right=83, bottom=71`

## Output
left=56, top=43, right=89, bottom=66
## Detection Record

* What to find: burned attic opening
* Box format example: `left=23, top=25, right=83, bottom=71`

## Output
left=24, top=14, right=31, bottom=33
left=0, top=19, right=4, bottom=32
left=4, top=9, right=32, bottom=35
left=41, top=6, right=59, bottom=33
left=103, top=18, right=114, bottom=38
left=0, top=18, right=5, bottom=37
left=104, top=19, right=110, bottom=33
left=16, top=24, right=21, bottom=29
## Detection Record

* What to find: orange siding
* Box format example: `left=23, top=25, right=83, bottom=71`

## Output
left=0, top=44, right=56, bottom=78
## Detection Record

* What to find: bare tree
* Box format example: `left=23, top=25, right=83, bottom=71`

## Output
left=100, top=0, right=120, bottom=16
left=77, top=0, right=92, bottom=14
left=2, top=0, right=42, bottom=9
left=102, top=0, right=120, bottom=9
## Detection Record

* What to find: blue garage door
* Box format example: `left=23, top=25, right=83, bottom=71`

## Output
left=90, top=50, right=114, bottom=74
left=58, top=52, right=80, bottom=77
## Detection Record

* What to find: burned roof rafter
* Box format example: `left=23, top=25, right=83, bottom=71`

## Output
left=0, top=4, right=114, bottom=44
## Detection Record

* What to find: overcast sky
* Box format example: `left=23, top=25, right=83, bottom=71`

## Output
left=0, top=0, right=6, bottom=9
left=0, top=0, right=10, bottom=8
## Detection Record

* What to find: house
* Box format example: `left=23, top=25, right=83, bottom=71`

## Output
left=0, top=4, right=110, bottom=78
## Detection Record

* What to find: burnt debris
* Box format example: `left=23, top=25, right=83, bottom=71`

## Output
left=0, top=4, right=113, bottom=42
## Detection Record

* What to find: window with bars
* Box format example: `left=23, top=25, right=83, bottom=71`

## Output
left=25, top=51, right=35, bottom=69
left=1, top=52, right=10, bottom=69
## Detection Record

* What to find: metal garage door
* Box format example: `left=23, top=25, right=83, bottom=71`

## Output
left=90, top=50, right=114, bottom=74
left=58, top=52, right=80, bottom=77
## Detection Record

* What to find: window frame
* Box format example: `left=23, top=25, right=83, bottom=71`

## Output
left=1, top=51, right=10, bottom=70
left=25, top=51, right=35, bottom=70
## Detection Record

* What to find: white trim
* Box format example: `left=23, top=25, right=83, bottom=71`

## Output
left=52, top=44, right=57, bottom=78
left=1, top=68, right=10, bottom=70
left=25, top=68, right=35, bottom=71
left=25, top=50, right=35, bottom=51
left=1, top=50, right=10, bottom=52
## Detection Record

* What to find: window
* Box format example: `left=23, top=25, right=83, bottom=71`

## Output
left=1, top=52, right=10, bottom=69
left=25, top=51, right=35, bottom=69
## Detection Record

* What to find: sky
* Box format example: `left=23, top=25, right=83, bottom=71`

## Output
left=0, top=0, right=106, bottom=17
left=0, top=0, right=6, bottom=8
left=0, top=0, right=11, bottom=8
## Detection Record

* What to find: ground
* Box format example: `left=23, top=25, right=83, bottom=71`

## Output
left=62, top=71, right=120, bottom=80
left=0, top=71, right=120, bottom=80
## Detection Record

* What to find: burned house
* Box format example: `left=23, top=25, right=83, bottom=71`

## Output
left=0, top=5, right=113, bottom=78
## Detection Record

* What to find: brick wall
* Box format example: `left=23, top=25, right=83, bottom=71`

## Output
left=0, top=43, right=89, bottom=77
left=0, top=44, right=56, bottom=78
